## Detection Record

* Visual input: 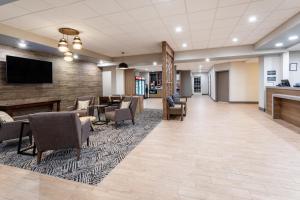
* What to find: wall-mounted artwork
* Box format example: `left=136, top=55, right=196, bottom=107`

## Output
left=267, top=70, right=276, bottom=75
left=267, top=77, right=276, bottom=82
left=289, top=63, right=298, bottom=71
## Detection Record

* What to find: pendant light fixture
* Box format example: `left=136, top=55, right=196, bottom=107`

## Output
left=58, top=38, right=68, bottom=52
left=57, top=28, right=82, bottom=62
left=64, top=51, right=73, bottom=62
left=118, top=52, right=128, bottom=69
left=72, top=36, right=82, bottom=50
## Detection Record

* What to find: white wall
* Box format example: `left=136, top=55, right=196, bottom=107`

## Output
left=115, top=69, right=124, bottom=95
left=209, top=61, right=259, bottom=102
left=263, top=55, right=282, bottom=86
left=289, top=51, right=300, bottom=86
left=102, top=67, right=125, bottom=95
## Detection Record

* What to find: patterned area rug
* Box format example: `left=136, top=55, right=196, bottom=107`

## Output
left=0, top=109, right=162, bottom=185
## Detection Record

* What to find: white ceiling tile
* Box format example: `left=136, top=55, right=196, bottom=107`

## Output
left=218, top=0, right=251, bottom=7
left=190, top=21, right=213, bottom=31
left=213, top=17, right=239, bottom=29
left=278, top=0, right=300, bottom=10
left=83, top=16, right=111, bottom=30
left=14, top=0, right=54, bottom=11
left=97, top=25, right=125, bottom=36
left=43, top=0, right=81, bottom=7
left=128, top=6, right=159, bottom=21
left=162, top=14, right=189, bottom=29
left=2, top=14, right=55, bottom=30
left=139, top=19, right=165, bottom=30
left=188, top=10, right=216, bottom=24
left=116, top=0, right=152, bottom=9
left=84, top=0, right=122, bottom=15
left=118, top=23, right=144, bottom=33
left=37, top=2, right=98, bottom=24
left=0, top=3, right=30, bottom=21
left=154, top=0, right=186, bottom=17
left=104, top=12, right=136, bottom=25
left=245, top=0, right=282, bottom=15
left=216, top=4, right=248, bottom=19
left=192, top=41, right=208, bottom=49
left=186, top=0, right=218, bottom=12
left=191, top=30, right=211, bottom=42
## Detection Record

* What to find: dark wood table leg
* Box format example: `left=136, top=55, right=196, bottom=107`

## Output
left=17, top=122, right=36, bottom=156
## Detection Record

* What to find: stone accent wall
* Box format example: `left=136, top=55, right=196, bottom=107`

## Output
left=0, top=44, right=102, bottom=112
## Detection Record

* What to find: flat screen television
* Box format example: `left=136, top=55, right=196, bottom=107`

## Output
left=6, top=55, right=52, bottom=83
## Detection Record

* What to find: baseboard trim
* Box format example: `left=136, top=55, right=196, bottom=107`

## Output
left=258, top=107, right=266, bottom=112
left=209, top=95, right=217, bottom=102
left=202, top=93, right=208, bottom=95
left=229, top=101, right=258, bottom=104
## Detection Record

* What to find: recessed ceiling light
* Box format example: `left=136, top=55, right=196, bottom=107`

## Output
left=99, top=60, right=104, bottom=64
left=18, top=41, right=27, bottom=48
left=275, top=42, right=284, bottom=47
left=248, top=16, right=257, bottom=23
left=206, top=58, right=210, bottom=62
left=182, top=43, right=187, bottom=48
left=153, top=61, right=157, bottom=66
left=232, top=37, right=239, bottom=42
left=73, top=54, right=78, bottom=59
left=288, top=35, right=299, bottom=41
left=175, top=26, right=182, bottom=33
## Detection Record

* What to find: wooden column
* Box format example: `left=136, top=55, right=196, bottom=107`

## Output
left=124, top=69, right=135, bottom=96
left=162, top=41, right=175, bottom=120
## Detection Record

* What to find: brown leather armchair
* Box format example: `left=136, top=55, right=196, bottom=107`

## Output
left=67, top=96, right=95, bottom=117
left=29, top=112, right=91, bottom=164
left=105, top=97, right=138, bottom=127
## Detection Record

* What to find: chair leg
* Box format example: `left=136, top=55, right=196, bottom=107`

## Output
left=181, top=113, right=183, bottom=121
left=87, top=137, right=90, bottom=146
left=132, top=118, right=135, bottom=125
left=76, top=148, right=81, bottom=161
left=29, top=135, right=33, bottom=145
left=37, top=151, right=43, bottom=164
left=115, top=122, right=118, bottom=128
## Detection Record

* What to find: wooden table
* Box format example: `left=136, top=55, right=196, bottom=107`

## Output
left=0, top=99, right=61, bottom=116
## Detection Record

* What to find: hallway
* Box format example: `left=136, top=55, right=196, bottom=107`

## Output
left=1, top=96, right=300, bottom=200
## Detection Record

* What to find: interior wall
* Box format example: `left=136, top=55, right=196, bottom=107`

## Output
left=102, top=67, right=125, bottom=95
left=115, top=69, right=124, bottom=95
left=289, top=51, right=300, bottom=86
left=102, top=71, right=112, bottom=96
left=209, top=61, right=259, bottom=102
left=0, top=44, right=102, bottom=109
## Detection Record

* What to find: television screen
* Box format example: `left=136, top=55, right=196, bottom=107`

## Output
left=6, top=55, right=52, bottom=83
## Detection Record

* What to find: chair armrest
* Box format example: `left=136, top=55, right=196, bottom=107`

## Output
left=13, top=115, right=28, bottom=121
left=66, top=106, right=76, bottom=111
left=87, top=105, right=94, bottom=116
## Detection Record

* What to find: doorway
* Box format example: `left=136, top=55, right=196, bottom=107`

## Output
left=194, top=76, right=201, bottom=93
left=216, top=71, right=229, bottom=102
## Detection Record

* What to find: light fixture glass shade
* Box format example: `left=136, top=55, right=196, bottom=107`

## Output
left=58, top=38, right=68, bottom=52
left=64, top=51, right=73, bottom=62
left=72, top=36, right=82, bottom=50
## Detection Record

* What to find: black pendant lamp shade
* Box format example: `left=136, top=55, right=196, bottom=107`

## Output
left=118, top=52, right=128, bottom=69
left=118, top=62, right=128, bottom=69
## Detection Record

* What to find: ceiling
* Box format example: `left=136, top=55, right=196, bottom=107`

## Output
left=0, top=0, right=299, bottom=57
left=133, top=57, right=259, bottom=72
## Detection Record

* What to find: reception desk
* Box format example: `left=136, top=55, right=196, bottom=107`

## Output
left=266, top=86, right=300, bottom=127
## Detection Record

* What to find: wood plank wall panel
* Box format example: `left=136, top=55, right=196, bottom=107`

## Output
left=280, top=99, right=300, bottom=127
left=266, top=88, right=300, bottom=114
left=0, top=45, right=102, bottom=112
left=162, top=41, right=174, bottom=120
left=124, top=69, right=135, bottom=96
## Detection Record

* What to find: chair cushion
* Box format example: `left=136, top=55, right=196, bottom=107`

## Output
left=0, top=111, right=14, bottom=123
left=77, top=100, right=90, bottom=110
left=167, top=96, right=175, bottom=107
left=120, top=101, right=130, bottom=109
left=172, top=93, right=180, bottom=103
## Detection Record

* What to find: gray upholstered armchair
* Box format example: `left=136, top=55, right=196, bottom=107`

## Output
left=0, top=115, right=31, bottom=143
left=67, top=96, right=95, bottom=117
left=105, top=97, right=138, bottom=127
left=29, top=112, right=92, bottom=164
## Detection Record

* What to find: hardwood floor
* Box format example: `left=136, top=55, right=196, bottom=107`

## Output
left=1, top=95, right=300, bottom=200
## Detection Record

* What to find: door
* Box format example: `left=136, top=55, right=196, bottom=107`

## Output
left=216, top=71, right=229, bottom=102
left=194, top=76, right=201, bottom=93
